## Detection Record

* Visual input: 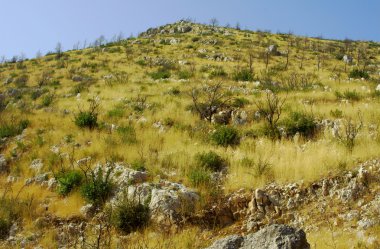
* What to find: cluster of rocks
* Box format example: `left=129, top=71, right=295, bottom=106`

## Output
left=81, top=163, right=199, bottom=230
left=193, top=158, right=380, bottom=235
left=206, top=224, right=310, bottom=249
left=140, top=56, right=174, bottom=67
left=205, top=53, right=234, bottom=62
left=140, top=20, right=193, bottom=37
left=211, top=109, right=248, bottom=126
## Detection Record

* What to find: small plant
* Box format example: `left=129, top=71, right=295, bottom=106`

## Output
left=209, top=66, right=227, bottom=78
left=195, top=151, right=226, bottom=172
left=41, top=93, right=54, bottom=107
left=211, top=126, right=240, bottom=147
left=330, top=109, right=343, bottom=118
left=335, top=90, right=361, bottom=101
left=177, top=70, right=193, bottom=79
left=111, top=199, right=149, bottom=234
left=131, top=160, right=146, bottom=171
left=81, top=167, right=113, bottom=206
left=349, top=69, right=369, bottom=80
left=0, top=119, right=30, bottom=139
left=188, top=167, right=211, bottom=187
left=336, top=116, right=363, bottom=153
left=149, top=68, right=171, bottom=80
left=282, top=111, right=318, bottom=138
left=233, top=68, right=254, bottom=81
left=56, top=170, right=83, bottom=196
left=253, top=158, right=273, bottom=178
left=107, top=104, right=125, bottom=118
left=232, top=97, right=249, bottom=108
left=0, top=218, right=11, bottom=240
left=74, top=97, right=100, bottom=129
left=117, top=125, right=137, bottom=144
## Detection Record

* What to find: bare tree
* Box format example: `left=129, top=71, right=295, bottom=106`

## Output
left=189, top=82, right=231, bottom=122
left=210, top=18, right=219, bottom=28
left=336, top=114, right=363, bottom=153
left=254, top=91, right=287, bottom=139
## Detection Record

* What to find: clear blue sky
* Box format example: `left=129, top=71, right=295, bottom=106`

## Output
left=1, top=0, right=379, bottom=59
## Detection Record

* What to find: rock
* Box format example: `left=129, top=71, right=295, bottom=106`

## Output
left=266, top=45, right=280, bottom=55
left=47, top=178, right=57, bottom=190
left=149, top=182, right=199, bottom=227
left=343, top=55, right=353, bottom=64
left=80, top=204, right=95, bottom=219
left=30, top=159, right=43, bottom=172
left=0, top=154, right=8, bottom=173
left=206, top=224, right=310, bottom=249
left=206, top=235, right=244, bottom=249
left=376, top=84, right=380, bottom=92
left=34, top=173, right=48, bottom=183
left=231, top=110, right=248, bottom=125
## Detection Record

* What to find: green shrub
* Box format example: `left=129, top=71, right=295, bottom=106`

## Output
left=117, top=125, right=137, bottom=144
left=188, top=167, right=211, bottom=187
left=232, top=97, right=249, bottom=108
left=0, top=218, right=10, bottom=240
left=111, top=200, right=149, bottom=234
left=233, top=68, right=253, bottom=81
left=107, top=105, right=125, bottom=118
left=81, top=168, right=113, bottom=206
left=335, top=90, right=361, bottom=101
left=41, top=94, right=54, bottom=107
left=131, top=160, right=146, bottom=171
left=282, top=111, right=317, bottom=138
left=177, top=70, right=193, bottom=79
left=0, top=119, right=30, bottom=139
left=56, top=170, right=83, bottom=196
left=149, top=68, right=171, bottom=80
left=195, top=151, right=226, bottom=172
left=209, top=66, right=227, bottom=78
left=330, top=109, right=343, bottom=118
left=211, top=126, right=240, bottom=147
left=75, top=111, right=98, bottom=129
left=349, top=69, right=369, bottom=80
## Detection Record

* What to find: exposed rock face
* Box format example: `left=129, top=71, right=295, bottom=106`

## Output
left=0, top=154, right=8, bottom=173
left=206, top=224, right=310, bottom=249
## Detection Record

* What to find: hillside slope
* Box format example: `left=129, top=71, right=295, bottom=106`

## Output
left=0, top=20, right=380, bottom=248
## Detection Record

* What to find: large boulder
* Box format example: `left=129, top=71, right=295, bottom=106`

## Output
left=206, top=224, right=309, bottom=249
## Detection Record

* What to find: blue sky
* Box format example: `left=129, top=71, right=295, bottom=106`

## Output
left=1, top=0, right=379, bottom=59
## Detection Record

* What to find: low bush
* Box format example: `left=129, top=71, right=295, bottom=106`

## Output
left=282, top=111, right=318, bottom=138
left=0, top=218, right=10, bottom=240
left=75, top=111, right=98, bottom=129
left=177, top=70, right=193, bottom=79
left=233, top=68, right=254, bottom=81
left=0, top=119, right=30, bottom=139
left=349, top=69, right=369, bottom=80
left=232, top=97, right=249, bottom=108
left=111, top=199, right=149, bottom=234
left=81, top=167, right=113, bottom=206
left=41, top=94, right=54, bottom=107
left=56, top=170, right=83, bottom=196
left=117, top=125, right=137, bottom=144
left=211, top=126, right=240, bottom=147
left=195, top=151, right=226, bottom=172
left=209, top=66, right=227, bottom=78
left=335, top=90, right=361, bottom=101
left=188, top=167, right=211, bottom=187
left=149, top=68, right=171, bottom=80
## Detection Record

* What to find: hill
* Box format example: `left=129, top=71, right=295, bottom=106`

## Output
left=0, top=20, right=380, bottom=248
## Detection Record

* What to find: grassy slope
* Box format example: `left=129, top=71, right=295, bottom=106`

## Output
left=0, top=21, right=380, bottom=248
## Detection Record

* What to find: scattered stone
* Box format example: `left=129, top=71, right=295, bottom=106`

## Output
left=30, top=159, right=43, bottom=172
left=0, top=154, right=8, bottom=173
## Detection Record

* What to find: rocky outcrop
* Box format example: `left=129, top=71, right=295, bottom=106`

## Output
left=0, top=154, right=8, bottom=173
left=206, top=224, right=310, bottom=249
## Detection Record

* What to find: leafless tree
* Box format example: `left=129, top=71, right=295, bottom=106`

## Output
left=254, top=91, right=287, bottom=139
left=336, top=114, right=363, bottom=153
left=189, top=82, right=231, bottom=122
left=210, top=18, right=219, bottom=27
